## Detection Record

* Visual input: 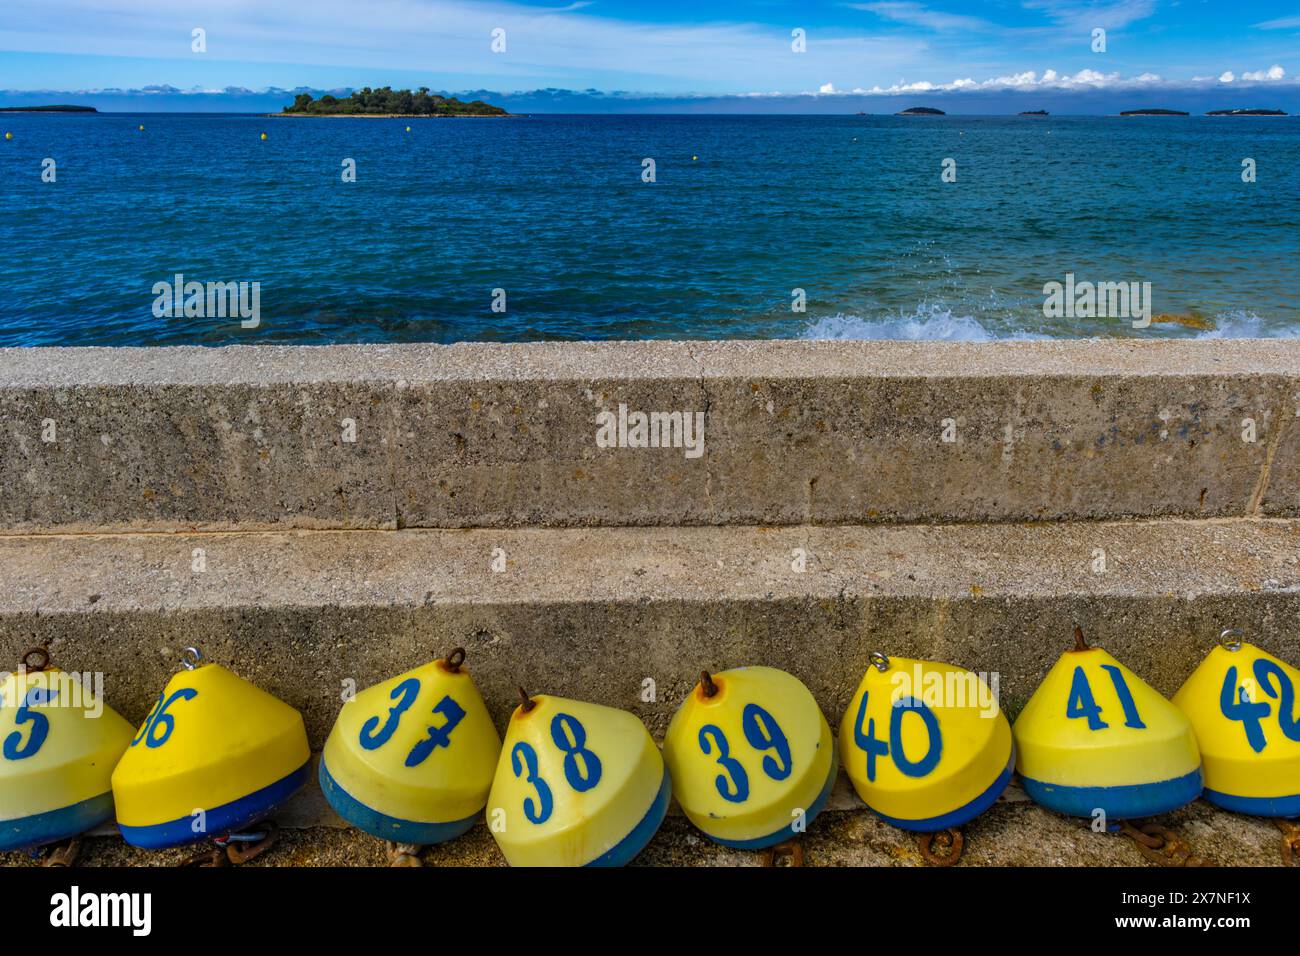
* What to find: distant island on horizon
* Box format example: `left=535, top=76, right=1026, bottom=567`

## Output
left=897, top=106, right=945, bottom=116
left=1206, top=108, right=1287, bottom=116
left=0, top=104, right=97, bottom=112
left=1119, top=108, right=1190, bottom=116
left=1019, top=110, right=1049, bottom=116
left=279, top=88, right=507, bottom=117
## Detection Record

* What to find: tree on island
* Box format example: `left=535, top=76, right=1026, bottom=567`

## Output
left=283, top=87, right=506, bottom=115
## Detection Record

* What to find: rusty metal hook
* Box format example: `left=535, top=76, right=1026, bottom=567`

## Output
left=444, top=647, right=466, bottom=673
left=700, top=670, right=718, bottom=698
left=918, top=828, right=965, bottom=866
left=517, top=686, right=536, bottom=713
left=21, top=646, right=50, bottom=672
left=761, top=840, right=804, bottom=867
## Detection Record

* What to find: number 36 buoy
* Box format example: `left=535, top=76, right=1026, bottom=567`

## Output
left=111, top=647, right=311, bottom=848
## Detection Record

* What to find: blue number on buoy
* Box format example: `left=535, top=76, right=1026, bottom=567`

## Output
left=742, top=703, right=792, bottom=780
left=853, top=692, right=891, bottom=781
left=131, top=693, right=161, bottom=747
left=1220, top=666, right=1271, bottom=753
left=889, top=698, right=943, bottom=778
left=143, top=688, right=199, bottom=749
left=359, top=677, right=419, bottom=751
left=551, top=713, right=602, bottom=792
left=1253, top=660, right=1300, bottom=741
left=511, top=741, right=554, bottom=824
left=1066, top=667, right=1107, bottom=729
left=1066, top=665, right=1147, bottom=731
left=404, top=695, right=468, bottom=767
left=853, top=692, right=942, bottom=780
left=3, top=687, right=59, bottom=760
left=698, top=724, right=750, bottom=803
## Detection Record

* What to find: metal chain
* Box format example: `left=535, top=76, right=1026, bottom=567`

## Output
left=1119, top=821, right=1215, bottom=867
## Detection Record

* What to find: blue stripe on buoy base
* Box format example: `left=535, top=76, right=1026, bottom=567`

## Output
left=586, top=769, right=672, bottom=867
left=707, top=747, right=839, bottom=850
left=0, top=791, right=116, bottom=852
left=1021, top=768, right=1203, bottom=820
left=118, top=760, right=311, bottom=849
left=870, top=746, right=1016, bottom=833
left=1202, top=787, right=1300, bottom=819
left=318, top=757, right=478, bottom=845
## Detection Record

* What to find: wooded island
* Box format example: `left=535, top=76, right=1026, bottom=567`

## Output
left=282, top=88, right=507, bottom=116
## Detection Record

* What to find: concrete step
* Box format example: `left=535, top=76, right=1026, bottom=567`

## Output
left=3, top=518, right=1297, bottom=748
left=2, top=340, right=1298, bottom=532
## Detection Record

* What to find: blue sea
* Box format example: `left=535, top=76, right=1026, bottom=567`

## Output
left=1, top=112, right=1297, bottom=346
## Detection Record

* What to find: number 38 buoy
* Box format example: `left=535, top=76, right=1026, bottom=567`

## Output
left=663, top=666, right=835, bottom=847
left=1, top=648, right=135, bottom=851
left=1013, top=627, right=1202, bottom=819
left=111, top=647, right=311, bottom=848
left=319, top=648, right=501, bottom=844
left=487, top=691, right=670, bottom=866
left=839, top=652, right=1013, bottom=831
left=1173, top=629, right=1300, bottom=817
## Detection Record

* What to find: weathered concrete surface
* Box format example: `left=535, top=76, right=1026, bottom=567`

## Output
left=2, top=794, right=1287, bottom=867
left=2, top=519, right=1296, bottom=746
left=1, top=340, right=1296, bottom=531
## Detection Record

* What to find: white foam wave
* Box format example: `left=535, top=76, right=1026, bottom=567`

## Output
left=799, top=309, right=1045, bottom=342
left=799, top=308, right=1299, bottom=341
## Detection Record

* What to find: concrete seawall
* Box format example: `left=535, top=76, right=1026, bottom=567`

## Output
left=2, top=339, right=1297, bottom=532
left=2, top=339, right=1298, bottom=858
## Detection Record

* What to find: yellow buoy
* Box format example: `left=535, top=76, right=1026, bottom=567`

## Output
left=839, top=652, right=1013, bottom=831
left=1014, top=627, right=1202, bottom=819
left=1, top=648, right=135, bottom=851
left=138, top=125, right=144, bottom=131
left=260, top=132, right=267, bottom=140
left=405, top=126, right=411, bottom=132
left=1173, top=628, right=1300, bottom=817
left=487, top=690, right=669, bottom=866
left=111, top=646, right=310, bottom=848
left=319, top=648, right=501, bottom=844
left=4, top=132, right=11, bottom=140
left=664, top=666, right=835, bottom=847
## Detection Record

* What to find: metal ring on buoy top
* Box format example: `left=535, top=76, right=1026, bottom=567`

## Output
left=444, top=647, right=466, bottom=673
left=1218, top=628, right=1244, bottom=652
left=869, top=651, right=890, bottom=672
left=181, top=646, right=205, bottom=670
left=21, top=646, right=50, bottom=672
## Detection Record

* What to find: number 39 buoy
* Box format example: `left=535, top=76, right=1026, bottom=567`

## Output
left=1013, top=627, right=1202, bottom=819
left=1173, top=629, right=1300, bottom=817
left=0, top=648, right=135, bottom=851
left=319, top=648, right=501, bottom=844
left=487, top=691, right=670, bottom=866
left=111, top=647, right=311, bottom=848
left=839, top=652, right=1013, bottom=831
left=663, top=666, right=835, bottom=847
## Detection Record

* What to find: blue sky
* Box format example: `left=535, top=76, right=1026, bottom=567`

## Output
left=2, top=1, right=1298, bottom=112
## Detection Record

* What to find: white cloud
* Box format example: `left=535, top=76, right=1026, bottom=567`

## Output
left=847, top=2, right=996, bottom=32
left=1219, top=71, right=1235, bottom=83
left=1241, top=65, right=1286, bottom=81
left=1253, top=16, right=1300, bottom=30
left=1021, top=0, right=1158, bottom=31
left=819, top=82, right=837, bottom=93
